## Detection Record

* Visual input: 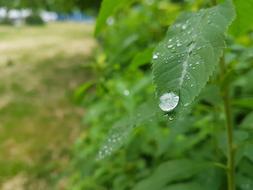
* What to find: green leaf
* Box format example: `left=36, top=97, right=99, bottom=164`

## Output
left=217, top=130, right=249, bottom=157
left=152, top=1, right=235, bottom=117
left=195, top=168, right=223, bottom=190
left=243, top=143, right=253, bottom=162
left=162, top=183, right=202, bottom=190
left=133, top=159, right=210, bottom=190
left=232, top=98, right=253, bottom=109
left=230, top=0, right=253, bottom=36
left=240, top=112, right=253, bottom=129
left=238, top=159, right=253, bottom=180
left=97, top=99, right=161, bottom=160
left=130, top=48, right=154, bottom=69
left=237, top=175, right=253, bottom=190
left=73, top=81, right=95, bottom=103
left=95, top=0, right=129, bottom=35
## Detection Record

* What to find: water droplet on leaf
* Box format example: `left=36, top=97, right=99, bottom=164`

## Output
left=184, top=103, right=189, bottom=107
left=182, top=24, right=187, bottom=30
left=159, top=92, right=179, bottom=112
left=106, top=17, right=115, bottom=26
left=153, top=54, right=158, bottom=59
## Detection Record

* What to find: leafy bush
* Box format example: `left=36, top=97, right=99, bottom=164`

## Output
left=69, top=0, right=253, bottom=190
left=25, top=14, right=45, bottom=25
left=0, top=17, right=13, bottom=25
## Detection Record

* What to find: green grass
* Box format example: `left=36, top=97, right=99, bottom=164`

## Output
left=0, top=23, right=95, bottom=189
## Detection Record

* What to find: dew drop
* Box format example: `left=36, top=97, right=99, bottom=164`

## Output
left=106, top=17, right=115, bottom=26
left=182, top=24, right=187, bottom=30
left=153, top=54, right=159, bottom=59
left=159, top=92, right=179, bottom=112
left=168, top=44, right=173, bottom=48
left=176, top=43, right=182, bottom=47
left=184, top=103, right=190, bottom=107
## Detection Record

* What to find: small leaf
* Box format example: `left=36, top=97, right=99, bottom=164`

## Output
left=130, top=48, right=154, bottom=69
left=133, top=159, right=210, bottom=190
left=240, top=112, right=253, bottom=129
left=73, top=81, right=94, bottom=103
left=152, top=1, right=235, bottom=118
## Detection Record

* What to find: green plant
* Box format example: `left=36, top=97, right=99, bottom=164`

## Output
left=152, top=1, right=236, bottom=189
left=70, top=0, right=253, bottom=189
left=0, top=17, right=13, bottom=25
left=25, top=14, right=45, bottom=25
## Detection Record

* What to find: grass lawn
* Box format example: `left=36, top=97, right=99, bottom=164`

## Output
left=0, top=22, right=95, bottom=189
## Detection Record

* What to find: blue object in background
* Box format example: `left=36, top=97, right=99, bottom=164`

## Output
left=57, top=11, right=94, bottom=22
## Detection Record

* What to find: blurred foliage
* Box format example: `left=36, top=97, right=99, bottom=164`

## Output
left=0, top=0, right=102, bottom=12
left=25, top=13, right=45, bottom=25
left=68, top=0, right=253, bottom=190
left=0, top=17, right=12, bottom=25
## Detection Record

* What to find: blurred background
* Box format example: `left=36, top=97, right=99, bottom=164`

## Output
left=0, top=0, right=253, bottom=190
left=0, top=0, right=100, bottom=189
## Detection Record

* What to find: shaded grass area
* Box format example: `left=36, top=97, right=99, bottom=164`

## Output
left=0, top=23, right=95, bottom=189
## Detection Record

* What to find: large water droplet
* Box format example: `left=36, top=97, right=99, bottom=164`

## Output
left=159, top=92, right=179, bottom=112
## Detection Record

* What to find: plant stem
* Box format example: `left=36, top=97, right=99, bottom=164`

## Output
left=220, top=56, right=235, bottom=190
left=210, top=0, right=235, bottom=188
left=209, top=0, right=235, bottom=187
